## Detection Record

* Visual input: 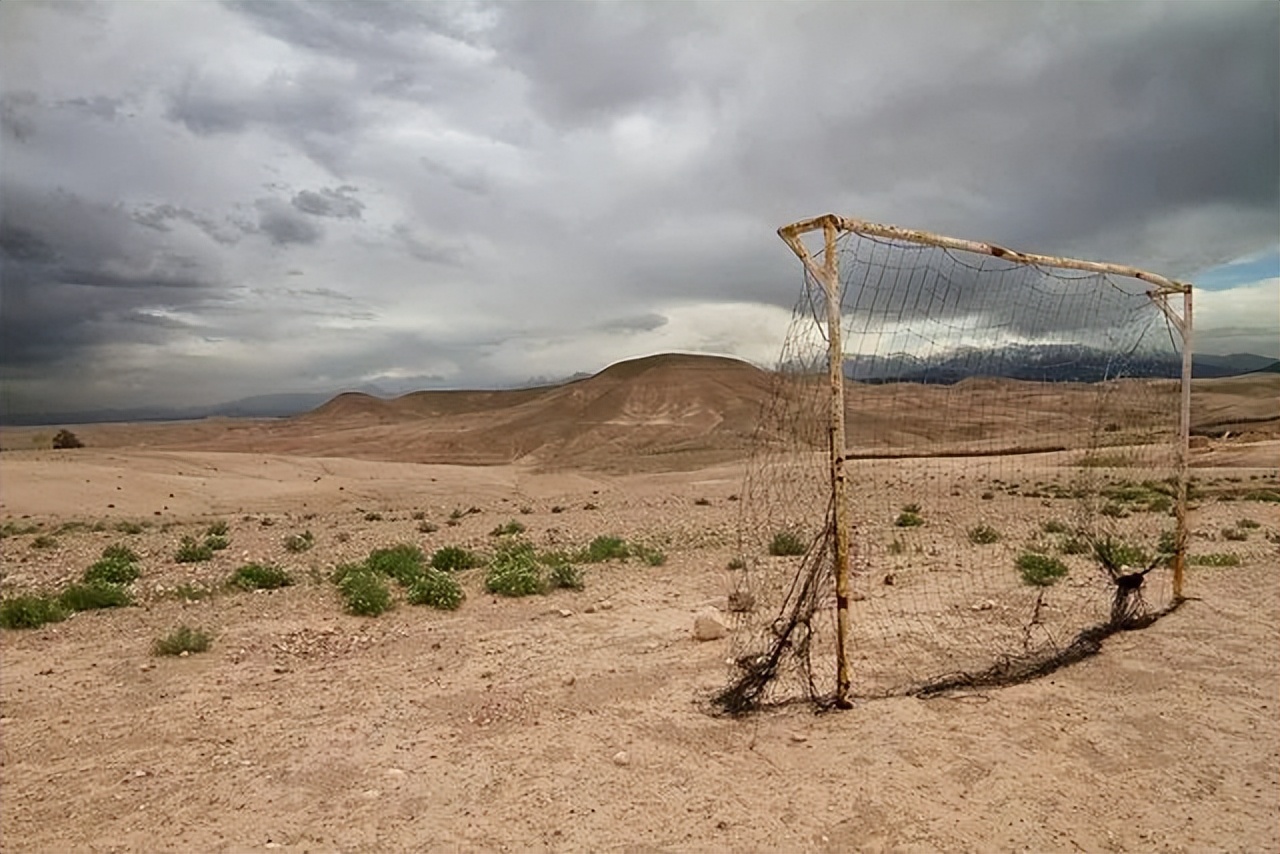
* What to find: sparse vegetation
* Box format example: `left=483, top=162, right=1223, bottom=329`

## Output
left=175, top=536, right=215, bottom=563
left=631, top=544, right=667, bottom=566
left=366, top=544, right=426, bottom=585
left=58, top=582, right=132, bottom=611
left=205, top=520, right=229, bottom=537
left=1041, top=519, right=1070, bottom=534
left=417, top=521, right=440, bottom=534
left=548, top=562, right=585, bottom=590
left=153, top=625, right=212, bottom=656
left=1221, top=527, right=1248, bottom=542
left=967, top=524, right=1001, bottom=545
left=52, top=429, right=84, bottom=449
left=694, top=497, right=712, bottom=506
left=768, top=530, right=807, bottom=557
left=406, top=570, right=465, bottom=610
left=205, top=534, right=230, bottom=551
left=894, top=508, right=924, bottom=528
left=888, top=538, right=904, bottom=556
left=1016, top=552, right=1069, bottom=587
left=1, top=521, right=42, bottom=538
left=283, top=530, right=315, bottom=553
left=490, top=520, right=526, bottom=537
left=411, top=511, right=427, bottom=521
left=0, top=594, right=69, bottom=629
left=84, top=551, right=141, bottom=585
left=1243, top=489, right=1280, bottom=503
left=430, top=545, right=483, bottom=572
left=1058, top=536, right=1089, bottom=555
left=1093, top=537, right=1150, bottom=571
left=1190, top=553, right=1241, bottom=567
left=581, top=535, right=630, bottom=563
left=31, top=535, right=58, bottom=549
left=1237, top=518, right=1261, bottom=529
left=337, top=568, right=393, bottom=616
left=230, top=563, right=294, bottom=591
left=364, top=512, right=384, bottom=522
left=727, top=557, right=747, bottom=571
left=486, top=541, right=545, bottom=597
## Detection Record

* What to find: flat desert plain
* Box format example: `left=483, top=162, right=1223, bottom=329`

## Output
left=2, top=358, right=1278, bottom=853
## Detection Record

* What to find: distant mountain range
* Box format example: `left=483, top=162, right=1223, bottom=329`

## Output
left=843, top=346, right=1279, bottom=384
left=3, top=349, right=1276, bottom=426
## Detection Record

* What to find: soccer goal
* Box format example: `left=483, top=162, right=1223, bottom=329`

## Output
left=717, top=214, right=1192, bottom=714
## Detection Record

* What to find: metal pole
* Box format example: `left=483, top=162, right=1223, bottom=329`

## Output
left=819, top=219, right=854, bottom=708
left=1174, top=288, right=1193, bottom=600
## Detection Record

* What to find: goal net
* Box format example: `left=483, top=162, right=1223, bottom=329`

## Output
left=718, top=215, right=1191, bottom=714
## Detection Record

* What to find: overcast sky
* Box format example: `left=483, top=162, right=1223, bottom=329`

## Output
left=2, top=1, right=1277, bottom=415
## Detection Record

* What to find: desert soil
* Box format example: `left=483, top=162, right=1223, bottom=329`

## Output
left=1, top=434, right=1278, bottom=852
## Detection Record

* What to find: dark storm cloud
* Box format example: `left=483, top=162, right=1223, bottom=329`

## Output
left=0, top=187, right=225, bottom=369
left=255, top=198, right=322, bottom=245
left=292, top=186, right=364, bottom=219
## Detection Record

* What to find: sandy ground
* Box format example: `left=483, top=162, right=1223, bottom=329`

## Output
left=2, top=440, right=1278, bottom=852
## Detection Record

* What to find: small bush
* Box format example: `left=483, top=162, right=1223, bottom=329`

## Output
left=175, top=536, right=214, bottom=563
left=967, top=524, right=1001, bottom=545
left=283, top=530, right=315, bottom=553
left=887, top=538, right=904, bottom=556
left=486, top=542, right=545, bottom=597
left=1190, top=553, right=1240, bottom=567
left=365, top=512, right=384, bottom=522
left=1157, top=530, right=1178, bottom=555
left=84, top=555, right=140, bottom=585
left=694, top=497, right=712, bottom=506
left=1243, top=489, right=1280, bottom=503
left=1221, top=527, right=1248, bottom=542
left=582, top=535, right=630, bottom=563
left=1016, top=552, right=1069, bottom=587
left=548, top=563, right=585, bottom=590
left=58, top=582, right=132, bottom=611
left=31, top=535, right=58, bottom=549
left=768, top=531, right=807, bottom=557
left=430, top=545, right=483, bottom=572
left=230, top=563, right=294, bottom=591
left=1041, top=519, right=1070, bottom=535
left=551, top=505, right=566, bottom=514
left=417, top=521, right=440, bottom=534
left=0, top=595, right=69, bottom=629
left=1059, top=536, right=1089, bottom=555
left=205, top=534, right=230, bottom=551
left=411, top=511, right=427, bottom=521
left=894, top=511, right=924, bottom=528
left=205, top=520, right=229, bottom=537
left=901, top=502, right=922, bottom=514
left=519, top=505, right=534, bottom=515
left=366, top=544, right=426, bottom=585
left=153, top=625, right=212, bottom=656
left=980, top=491, right=996, bottom=500
left=1237, top=518, right=1261, bottom=529
left=1093, top=537, right=1150, bottom=570
left=338, top=569, right=393, bottom=616
left=632, top=544, right=667, bottom=566
left=490, top=520, right=526, bottom=537
left=1145, top=495, right=1172, bottom=513
left=1, top=521, right=42, bottom=538
left=1099, top=502, right=1129, bottom=519
left=406, top=570, right=465, bottom=610
left=102, top=543, right=139, bottom=563
left=52, top=429, right=84, bottom=449
left=727, top=557, right=747, bottom=571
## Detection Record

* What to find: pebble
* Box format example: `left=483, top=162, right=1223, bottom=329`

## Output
left=386, top=768, right=406, bottom=779
left=612, top=751, right=630, bottom=767
left=790, top=733, right=808, bottom=743
left=562, top=674, right=576, bottom=686
left=693, top=609, right=728, bottom=641
left=558, top=608, right=573, bottom=618
left=971, top=600, right=996, bottom=611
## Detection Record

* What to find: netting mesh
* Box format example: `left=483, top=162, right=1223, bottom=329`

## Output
left=718, top=228, right=1187, bottom=714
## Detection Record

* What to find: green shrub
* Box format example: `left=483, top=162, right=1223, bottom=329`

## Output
left=338, top=569, right=393, bottom=616
left=1190, top=552, right=1241, bottom=567
left=175, top=536, right=214, bottom=563
left=1059, top=536, right=1089, bottom=555
left=548, top=563, right=585, bottom=590
left=102, top=543, right=140, bottom=563
left=31, top=535, right=58, bottom=549
left=1093, top=537, right=1150, bottom=571
left=1157, top=530, right=1178, bottom=555
left=406, top=570, right=465, bottom=610
left=727, top=557, right=747, bottom=571
left=84, top=555, right=141, bottom=585
left=1243, top=489, right=1280, bottom=503
left=1221, top=527, right=1248, bottom=542
left=283, top=530, right=314, bottom=553
left=1016, top=553, right=1069, bottom=587
left=366, top=544, right=426, bottom=585
left=631, top=544, right=667, bottom=566
left=967, top=524, right=1000, bottom=545
left=1237, top=518, right=1261, bottom=529
left=411, top=511, right=427, bottom=521
left=1041, top=519, right=1070, bottom=535
left=153, top=625, right=212, bottom=656
left=486, top=542, right=545, bottom=597
left=205, top=534, right=230, bottom=551
left=490, top=520, right=526, bottom=537
left=581, top=535, right=630, bottom=562
left=59, top=582, right=132, bottom=611
left=894, top=511, right=924, bottom=528
left=768, top=531, right=806, bottom=557
left=1145, top=495, right=1172, bottom=513
left=1099, top=502, right=1129, bottom=519
left=364, top=511, right=384, bottom=522
left=229, top=563, right=294, bottom=591
left=418, top=521, right=439, bottom=534
left=205, top=520, right=229, bottom=537
left=430, top=545, right=483, bottom=572
left=0, top=595, right=69, bottom=629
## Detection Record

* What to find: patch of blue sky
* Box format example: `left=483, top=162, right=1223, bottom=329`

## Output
left=1194, top=245, right=1280, bottom=291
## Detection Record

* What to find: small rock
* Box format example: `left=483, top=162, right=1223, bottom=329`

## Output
left=139, top=663, right=155, bottom=672
left=562, top=674, right=576, bottom=687
left=132, top=769, right=148, bottom=778
left=790, top=733, right=808, bottom=743
left=612, top=751, right=630, bottom=767
left=558, top=608, right=573, bottom=618
left=883, top=574, right=895, bottom=586
left=971, top=599, right=996, bottom=612
left=584, top=604, right=597, bottom=614
left=386, top=768, right=406, bottom=779
left=693, top=609, right=728, bottom=641
left=597, top=600, right=614, bottom=611
left=179, top=650, right=190, bottom=658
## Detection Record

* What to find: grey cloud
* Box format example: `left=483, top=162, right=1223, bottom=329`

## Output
left=133, top=203, right=245, bottom=245
left=391, top=223, right=465, bottom=265
left=292, top=186, right=364, bottom=219
left=597, top=313, right=669, bottom=334
left=255, top=198, right=323, bottom=245
left=1, top=91, right=38, bottom=141
left=60, top=95, right=126, bottom=121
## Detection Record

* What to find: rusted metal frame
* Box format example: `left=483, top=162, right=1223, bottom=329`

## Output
left=776, top=218, right=855, bottom=707
left=1173, top=289, right=1193, bottom=600
left=782, top=214, right=1192, bottom=295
